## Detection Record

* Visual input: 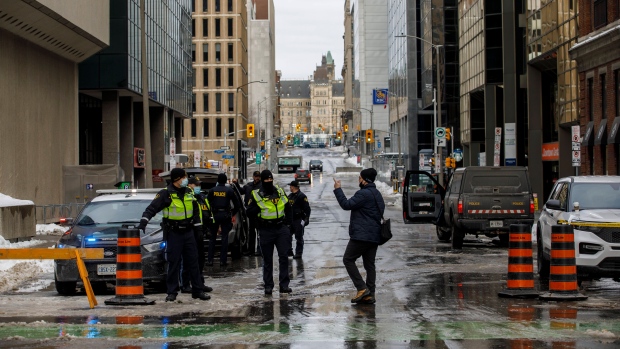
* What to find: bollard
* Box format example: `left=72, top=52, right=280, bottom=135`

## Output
left=498, top=224, right=540, bottom=298
left=105, top=227, right=155, bottom=305
left=539, top=224, right=587, bottom=301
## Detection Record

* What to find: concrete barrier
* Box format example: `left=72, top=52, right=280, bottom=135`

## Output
left=336, top=167, right=362, bottom=173
left=0, top=203, right=35, bottom=241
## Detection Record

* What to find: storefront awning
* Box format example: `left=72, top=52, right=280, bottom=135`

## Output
left=608, top=117, right=620, bottom=144
left=595, top=119, right=608, bottom=146
left=582, top=121, right=594, bottom=147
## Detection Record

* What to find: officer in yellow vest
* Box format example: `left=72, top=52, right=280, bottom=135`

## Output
left=138, top=168, right=210, bottom=302
left=246, top=170, right=293, bottom=295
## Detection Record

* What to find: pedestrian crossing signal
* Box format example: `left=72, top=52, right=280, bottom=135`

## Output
left=365, top=129, right=373, bottom=143
left=337, top=131, right=342, bottom=139
left=430, top=157, right=435, bottom=166
left=247, top=124, right=255, bottom=138
left=287, top=134, right=291, bottom=141
left=296, top=124, right=301, bottom=132
left=344, top=125, right=349, bottom=132
left=445, top=127, right=451, bottom=141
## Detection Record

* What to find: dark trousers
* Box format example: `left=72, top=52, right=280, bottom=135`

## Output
left=208, top=218, right=232, bottom=264
left=182, top=228, right=205, bottom=288
left=248, top=218, right=258, bottom=253
left=289, top=219, right=305, bottom=255
left=342, top=239, right=378, bottom=294
left=258, top=224, right=291, bottom=290
left=165, top=227, right=203, bottom=295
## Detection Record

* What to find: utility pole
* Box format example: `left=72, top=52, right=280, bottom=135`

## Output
left=436, top=45, right=444, bottom=186
left=140, top=0, right=153, bottom=188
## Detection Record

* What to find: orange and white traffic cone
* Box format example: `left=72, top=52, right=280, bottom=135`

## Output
left=498, top=224, right=540, bottom=298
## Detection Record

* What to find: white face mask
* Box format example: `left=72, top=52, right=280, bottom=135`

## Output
left=180, top=178, right=189, bottom=187
left=193, top=187, right=201, bottom=195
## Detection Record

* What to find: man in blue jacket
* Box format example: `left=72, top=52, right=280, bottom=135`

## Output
left=333, top=168, right=384, bottom=304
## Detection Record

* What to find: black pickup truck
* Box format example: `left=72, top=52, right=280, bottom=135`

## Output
left=403, top=167, right=535, bottom=249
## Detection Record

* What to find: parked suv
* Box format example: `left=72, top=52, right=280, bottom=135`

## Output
left=537, top=176, right=620, bottom=282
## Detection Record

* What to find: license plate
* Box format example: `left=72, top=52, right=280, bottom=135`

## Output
left=490, top=221, right=503, bottom=228
left=97, top=264, right=116, bottom=275
left=419, top=211, right=429, bottom=215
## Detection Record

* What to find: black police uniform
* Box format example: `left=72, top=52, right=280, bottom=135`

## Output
left=182, top=191, right=213, bottom=291
left=287, top=188, right=311, bottom=257
left=139, top=184, right=206, bottom=299
left=246, top=182, right=293, bottom=294
left=235, top=178, right=262, bottom=254
left=207, top=182, right=240, bottom=265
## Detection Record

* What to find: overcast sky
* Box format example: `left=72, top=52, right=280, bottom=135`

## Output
left=273, top=0, right=344, bottom=81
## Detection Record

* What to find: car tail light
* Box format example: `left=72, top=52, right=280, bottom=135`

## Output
left=59, top=218, right=67, bottom=224
left=530, top=199, right=535, bottom=214
left=457, top=200, right=463, bottom=215
left=62, top=228, right=72, bottom=236
left=294, top=174, right=298, bottom=178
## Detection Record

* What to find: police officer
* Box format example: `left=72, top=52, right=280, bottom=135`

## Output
left=137, top=168, right=210, bottom=302
left=233, top=171, right=262, bottom=255
left=207, top=173, right=240, bottom=266
left=287, top=181, right=311, bottom=259
left=181, top=176, right=214, bottom=293
left=246, top=170, right=293, bottom=295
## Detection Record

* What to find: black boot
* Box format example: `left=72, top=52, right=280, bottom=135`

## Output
left=192, top=292, right=211, bottom=300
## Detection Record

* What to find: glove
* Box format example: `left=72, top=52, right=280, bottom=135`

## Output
left=304, top=218, right=309, bottom=227
left=300, top=220, right=305, bottom=227
left=137, top=220, right=147, bottom=231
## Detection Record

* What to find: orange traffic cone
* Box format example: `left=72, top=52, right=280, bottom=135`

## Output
left=498, top=224, right=540, bottom=298
left=539, top=224, right=587, bottom=301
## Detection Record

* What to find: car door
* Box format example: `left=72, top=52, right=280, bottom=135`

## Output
left=402, top=170, right=445, bottom=224
left=540, top=182, right=568, bottom=252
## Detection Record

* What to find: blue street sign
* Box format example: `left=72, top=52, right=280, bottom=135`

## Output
left=222, top=154, right=234, bottom=159
left=214, top=149, right=225, bottom=154
left=372, top=89, right=388, bottom=105
left=260, top=149, right=266, bottom=154
left=377, top=141, right=381, bottom=149
left=505, top=158, right=517, bottom=166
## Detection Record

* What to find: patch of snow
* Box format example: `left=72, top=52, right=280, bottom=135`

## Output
left=0, top=193, right=33, bottom=208
left=0, top=235, right=54, bottom=293
left=345, top=156, right=362, bottom=167
left=36, top=224, right=70, bottom=236
left=585, top=329, right=616, bottom=338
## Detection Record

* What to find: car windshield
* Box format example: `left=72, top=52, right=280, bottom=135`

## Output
left=310, top=161, right=321, bottom=164
left=571, top=183, right=620, bottom=210
left=76, top=200, right=163, bottom=226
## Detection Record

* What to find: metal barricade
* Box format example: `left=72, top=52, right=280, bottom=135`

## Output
left=36, top=203, right=86, bottom=224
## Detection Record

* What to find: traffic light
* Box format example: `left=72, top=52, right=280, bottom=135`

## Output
left=430, top=157, right=435, bottom=167
left=445, top=127, right=451, bottom=141
left=318, top=123, right=322, bottom=128
left=365, top=129, right=373, bottom=143
left=247, top=124, right=255, bottom=138
left=450, top=157, right=456, bottom=168
left=287, top=134, right=291, bottom=141
left=337, top=131, right=342, bottom=139
left=260, top=141, right=265, bottom=147
left=344, top=124, right=349, bottom=132
left=445, top=157, right=452, bottom=168
left=296, top=124, right=301, bottom=132
left=304, top=127, right=307, bottom=132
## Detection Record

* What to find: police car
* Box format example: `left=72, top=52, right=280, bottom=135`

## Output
left=54, top=189, right=166, bottom=295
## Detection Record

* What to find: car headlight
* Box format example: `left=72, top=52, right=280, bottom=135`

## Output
left=577, top=226, right=604, bottom=234
left=56, top=244, right=77, bottom=248
left=143, top=241, right=166, bottom=252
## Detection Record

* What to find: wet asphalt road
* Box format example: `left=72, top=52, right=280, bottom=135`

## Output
left=2, top=147, right=620, bottom=348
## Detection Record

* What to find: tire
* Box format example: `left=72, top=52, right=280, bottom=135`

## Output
left=436, top=226, right=451, bottom=242
left=451, top=219, right=464, bottom=249
left=55, top=275, right=77, bottom=296
left=537, top=225, right=550, bottom=280
left=91, top=281, right=108, bottom=295
left=499, top=233, right=509, bottom=247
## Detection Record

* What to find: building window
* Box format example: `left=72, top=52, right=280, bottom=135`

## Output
left=192, top=68, right=196, bottom=87
left=215, top=18, right=221, bottom=37
left=593, top=0, right=608, bottom=29
left=203, top=68, right=208, bottom=87
left=228, top=93, right=234, bottom=112
left=202, top=43, right=208, bottom=62
left=216, top=118, right=222, bottom=137
left=215, top=0, right=220, bottom=12
left=228, top=118, right=234, bottom=134
left=192, top=19, right=195, bottom=37
left=228, top=68, right=233, bottom=87
left=227, top=43, right=233, bottom=62
left=203, top=118, right=209, bottom=137
left=588, top=78, right=594, bottom=121
left=191, top=118, right=197, bottom=137
left=192, top=0, right=195, bottom=12
left=215, top=43, right=221, bottom=62
left=202, top=0, right=207, bottom=12
left=602, top=74, right=607, bottom=119
left=228, top=0, right=233, bottom=12
left=202, top=18, right=208, bottom=36
left=203, top=93, right=209, bottom=112
left=227, top=18, right=233, bottom=36
left=216, top=93, right=222, bottom=112
left=192, top=93, right=196, bottom=112
left=215, top=68, right=221, bottom=86
left=192, top=44, right=196, bottom=62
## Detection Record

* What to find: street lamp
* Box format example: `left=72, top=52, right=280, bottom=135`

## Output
left=395, top=34, right=444, bottom=184
left=234, top=80, right=266, bottom=179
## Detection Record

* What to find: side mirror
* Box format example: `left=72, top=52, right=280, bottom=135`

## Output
left=545, top=199, right=563, bottom=211
left=59, top=217, right=74, bottom=226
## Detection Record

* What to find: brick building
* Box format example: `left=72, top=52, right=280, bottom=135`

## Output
left=570, top=0, right=620, bottom=176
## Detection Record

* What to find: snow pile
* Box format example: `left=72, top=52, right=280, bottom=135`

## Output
left=0, top=193, right=33, bottom=208
left=36, top=224, right=70, bottom=236
left=375, top=180, right=402, bottom=208
left=0, top=235, right=54, bottom=293
left=345, top=156, right=362, bottom=167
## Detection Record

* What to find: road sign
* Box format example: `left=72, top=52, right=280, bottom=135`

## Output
left=214, top=149, right=225, bottom=154
left=435, top=127, right=446, bottom=139
left=255, top=156, right=261, bottom=164
left=435, top=153, right=442, bottom=173
left=572, top=150, right=581, bottom=165
left=241, top=147, right=253, bottom=151
left=222, top=155, right=234, bottom=159
left=435, top=138, right=446, bottom=147
left=572, top=125, right=581, bottom=167
left=419, top=154, right=425, bottom=168
left=220, top=146, right=230, bottom=150
left=230, top=167, right=239, bottom=171
left=377, top=141, right=381, bottom=149
left=86, top=184, right=94, bottom=190
left=453, top=148, right=463, bottom=162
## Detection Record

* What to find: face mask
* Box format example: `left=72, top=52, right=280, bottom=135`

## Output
left=262, top=181, right=274, bottom=192
left=193, top=187, right=201, bottom=195
left=180, top=178, right=189, bottom=187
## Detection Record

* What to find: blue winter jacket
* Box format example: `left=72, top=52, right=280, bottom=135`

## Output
left=333, top=183, right=385, bottom=244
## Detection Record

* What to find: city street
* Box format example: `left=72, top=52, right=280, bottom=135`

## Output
left=0, top=147, right=620, bottom=348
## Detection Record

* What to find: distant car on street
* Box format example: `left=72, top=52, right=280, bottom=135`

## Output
left=294, top=169, right=312, bottom=184
left=309, top=160, right=323, bottom=172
